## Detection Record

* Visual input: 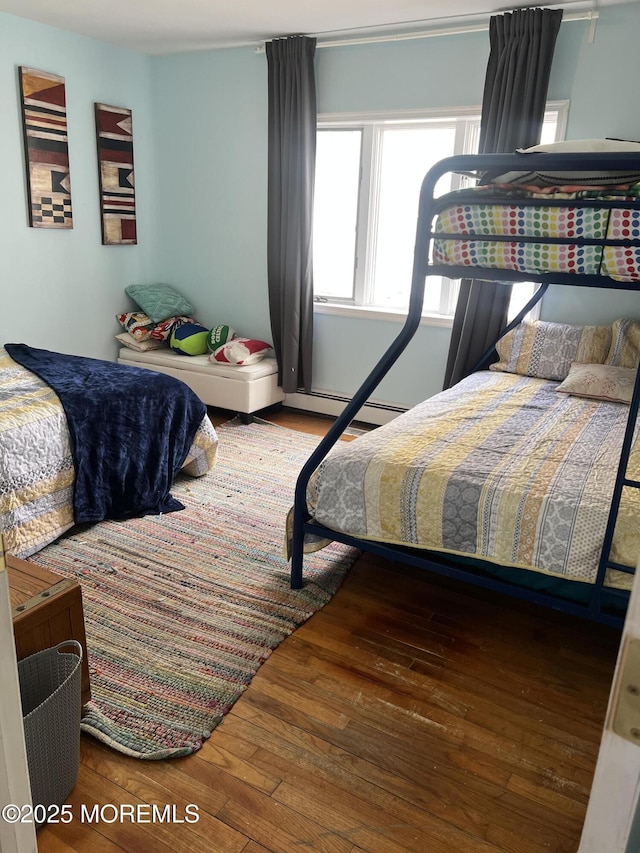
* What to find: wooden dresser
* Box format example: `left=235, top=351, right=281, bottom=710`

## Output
left=7, top=554, right=91, bottom=706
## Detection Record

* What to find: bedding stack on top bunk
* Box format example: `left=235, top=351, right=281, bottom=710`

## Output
left=290, top=143, right=640, bottom=626
left=431, top=139, right=640, bottom=283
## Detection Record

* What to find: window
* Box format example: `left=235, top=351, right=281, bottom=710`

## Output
left=313, top=104, right=567, bottom=322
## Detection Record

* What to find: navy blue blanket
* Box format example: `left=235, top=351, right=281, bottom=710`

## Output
left=5, top=343, right=207, bottom=524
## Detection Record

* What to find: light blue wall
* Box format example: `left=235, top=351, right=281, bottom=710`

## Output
left=152, top=4, right=640, bottom=407
left=0, top=12, right=157, bottom=359
left=151, top=33, right=491, bottom=407
left=3, top=6, right=640, bottom=401
left=149, top=49, right=268, bottom=335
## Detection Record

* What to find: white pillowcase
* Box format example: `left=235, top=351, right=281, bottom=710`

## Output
left=115, top=332, right=165, bottom=352
left=556, top=363, right=637, bottom=404
left=516, top=139, right=640, bottom=154
left=487, top=138, right=640, bottom=187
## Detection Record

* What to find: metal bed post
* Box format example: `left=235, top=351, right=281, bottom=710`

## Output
left=589, top=369, right=640, bottom=617
left=289, top=158, right=448, bottom=588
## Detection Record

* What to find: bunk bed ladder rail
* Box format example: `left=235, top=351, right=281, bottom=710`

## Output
left=591, top=368, right=640, bottom=618
left=289, top=156, right=447, bottom=589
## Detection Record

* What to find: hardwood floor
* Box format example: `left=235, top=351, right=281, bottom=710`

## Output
left=36, top=407, right=620, bottom=853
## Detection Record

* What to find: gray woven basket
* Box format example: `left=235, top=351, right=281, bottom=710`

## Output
left=19, top=640, right=82, bottom=816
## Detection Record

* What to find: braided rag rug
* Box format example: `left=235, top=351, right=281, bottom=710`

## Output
left=30, top=419, right=357, bottom=760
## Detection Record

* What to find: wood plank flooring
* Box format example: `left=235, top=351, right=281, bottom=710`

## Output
left=35, top=407, right=620, bottom=853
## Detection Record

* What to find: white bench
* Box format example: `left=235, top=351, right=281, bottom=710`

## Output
left=117, top=348, right=285, bottom=419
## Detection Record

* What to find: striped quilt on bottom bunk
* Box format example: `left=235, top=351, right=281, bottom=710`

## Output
left=306, top=370, right=640, bottom=591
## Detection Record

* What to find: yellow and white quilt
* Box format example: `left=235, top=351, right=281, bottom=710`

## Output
left=308, top=371, right=640, bottom=589
left=0, top=349, right=217, bottom=558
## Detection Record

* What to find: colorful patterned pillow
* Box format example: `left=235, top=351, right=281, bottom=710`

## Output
left=605, top=319, right=640, bottom=368
left=207, top=324, right=237, bottom=351
left=148, top=315, right=193, bottom=341
left=116, top=312, right=193, bottom=342
left=125, top=283, right=195, bottom=323
left=556, top=363, right=637, bottom=404
left=490, top=320, right=611, bottom=381
left=210, top=338, right=272, bottom=366
left=170, top=322, right=210, bottom=356
left=116, top=311, right=156, bottom=341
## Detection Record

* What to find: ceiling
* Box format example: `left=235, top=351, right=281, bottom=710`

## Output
left=0, top=0, right=630, bottom=55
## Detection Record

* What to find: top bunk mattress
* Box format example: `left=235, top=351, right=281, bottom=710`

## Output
left=431, top=185, right=640, bottom=282
left=306, top=369, right=640, bottom=591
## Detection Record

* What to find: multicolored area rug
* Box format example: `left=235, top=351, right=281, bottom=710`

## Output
left=30, top=419, right=357, bottom=760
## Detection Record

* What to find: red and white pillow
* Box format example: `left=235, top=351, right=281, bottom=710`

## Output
left=209, top=337, right=272, bottom=366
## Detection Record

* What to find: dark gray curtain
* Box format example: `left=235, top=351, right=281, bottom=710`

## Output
left=266, top=36, right=317, bottom=393
left=443, top=7, right=563, bottom=389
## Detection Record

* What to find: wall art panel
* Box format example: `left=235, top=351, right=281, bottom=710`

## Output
left=19, top=66, right=73, bottom=228
left=95, top=102, right=136, bottom=245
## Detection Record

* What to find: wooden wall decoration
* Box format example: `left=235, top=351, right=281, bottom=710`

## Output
left=18, top=67, right=73, bottom=229
left=94, top=103, right=136, bottom=245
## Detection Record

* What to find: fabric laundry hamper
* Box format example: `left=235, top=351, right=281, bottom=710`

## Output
left=19, top=640, right=83, bottom=817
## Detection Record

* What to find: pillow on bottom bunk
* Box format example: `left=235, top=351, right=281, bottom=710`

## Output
left=490, top=320, right=611, bottom=381
left=116, top=311, right=193, bottom=342
left=556, top=362, right=636, bottom=404
left=605, top=319, right=640, bottom=368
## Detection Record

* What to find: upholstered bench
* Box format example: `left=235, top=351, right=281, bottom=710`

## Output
left=117, top=348, right=285, bottom=419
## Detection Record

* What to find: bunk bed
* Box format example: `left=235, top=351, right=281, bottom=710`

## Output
left=289, top=149, right=640, bottom=629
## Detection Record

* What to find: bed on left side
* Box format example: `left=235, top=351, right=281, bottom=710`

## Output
left=0, top=344, right=218, bottom=558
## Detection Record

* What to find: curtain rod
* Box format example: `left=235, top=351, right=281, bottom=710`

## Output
left=255, top=8, right=598, bottom=53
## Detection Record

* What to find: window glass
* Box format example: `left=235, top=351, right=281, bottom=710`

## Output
left=372, top=126, right=455, bottom=310
left=313, top=105, right=565, bottom=319
left=313, top=130, right=361, bottom=300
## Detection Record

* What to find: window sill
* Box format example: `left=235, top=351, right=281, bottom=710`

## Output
left=313, top=301, right=453, bottom=327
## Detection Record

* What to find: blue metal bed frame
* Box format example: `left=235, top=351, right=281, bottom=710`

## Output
left=290, top=152, right=640, bottom=629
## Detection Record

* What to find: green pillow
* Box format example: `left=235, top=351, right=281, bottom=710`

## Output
left=170, top=323, right=209, bottom=356
left=125, top=283, right=195, bottom=324
left=207, top=324, right=237, bottom=351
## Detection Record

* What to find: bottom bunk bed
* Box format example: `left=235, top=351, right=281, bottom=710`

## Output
left=289, top=149, right=640, bottom=628
left=289, top=356, right=636, bottom=622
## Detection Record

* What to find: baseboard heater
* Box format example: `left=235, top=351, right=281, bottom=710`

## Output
left=284, top=389, right=407, bottom=426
